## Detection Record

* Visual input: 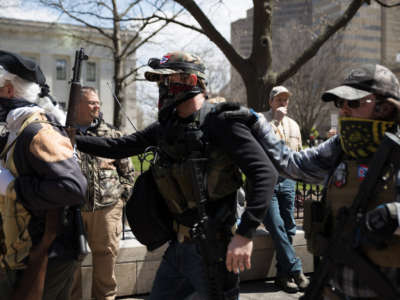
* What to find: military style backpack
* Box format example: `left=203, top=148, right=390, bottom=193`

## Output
left=0, top=112, right=47, bottom=269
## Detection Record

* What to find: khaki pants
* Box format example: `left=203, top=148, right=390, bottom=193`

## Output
left=71, top=200, right=123, bottom=300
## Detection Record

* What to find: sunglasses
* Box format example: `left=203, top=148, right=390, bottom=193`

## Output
left=333, top=97, right=378, bottom=109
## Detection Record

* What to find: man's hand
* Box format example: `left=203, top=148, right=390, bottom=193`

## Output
left=225, top=234, right=253, bottom=274
left=273, top=107, right=287, bottom=122
left=359, top=203, right=399, bottom=248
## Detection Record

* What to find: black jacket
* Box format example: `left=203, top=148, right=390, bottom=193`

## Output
left=76, top=108, right=278, bottom=238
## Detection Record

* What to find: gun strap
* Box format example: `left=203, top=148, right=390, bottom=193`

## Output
left=0, top=112, right=51, bottom=161
left=189, top=158, right=226, bottom=300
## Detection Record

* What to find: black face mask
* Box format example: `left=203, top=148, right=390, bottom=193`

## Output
left=158, top=83, right=169, bottom=110
left=157, top=78, right=204, bottom=123
left=0, top=97, right=36, bottom=122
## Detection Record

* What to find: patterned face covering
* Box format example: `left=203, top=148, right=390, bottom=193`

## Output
left=339, top=116, right=394, bottom=159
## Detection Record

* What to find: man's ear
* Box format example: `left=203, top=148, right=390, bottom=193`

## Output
left=189, top=74, right=198, bottom=86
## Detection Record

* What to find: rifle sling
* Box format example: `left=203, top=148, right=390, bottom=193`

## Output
left=188, top=158, right=226, bottom=300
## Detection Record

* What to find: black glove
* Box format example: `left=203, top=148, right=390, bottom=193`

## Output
left=212, top=102, right=259, bottom=126
left=359, top=203, right=398, bottom=248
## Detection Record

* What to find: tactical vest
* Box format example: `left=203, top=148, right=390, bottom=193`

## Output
left=0, top=111, right=48, bottom=270
left=151, top=103, right=242, bottom=216
left=325, top=159, right=400, bottom=267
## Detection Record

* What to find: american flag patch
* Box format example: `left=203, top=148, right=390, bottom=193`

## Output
left=160, top=55, right=170, bottom=64
left=357, top=164, right=368, bottom=181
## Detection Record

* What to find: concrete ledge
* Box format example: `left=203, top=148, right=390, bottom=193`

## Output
left=79, top=228, right=313, bottom=299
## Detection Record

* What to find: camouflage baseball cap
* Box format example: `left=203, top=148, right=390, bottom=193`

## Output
left=145, top=51, right=206, bottom=82
left=322, top=64, right=400, bottom=102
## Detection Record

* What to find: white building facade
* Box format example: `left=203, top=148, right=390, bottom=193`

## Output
left=0, top=17, right=137, bottom=131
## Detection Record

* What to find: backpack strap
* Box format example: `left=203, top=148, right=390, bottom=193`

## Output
left=0, top=112, right=52, bottom=165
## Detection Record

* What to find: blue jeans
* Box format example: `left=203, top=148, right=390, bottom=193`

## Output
left=149, top=240, right=239, bottom=300
left=263, top=178, right=302, bottom=276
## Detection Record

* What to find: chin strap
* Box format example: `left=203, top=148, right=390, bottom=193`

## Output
left=158, top=86, right=203, bottom=124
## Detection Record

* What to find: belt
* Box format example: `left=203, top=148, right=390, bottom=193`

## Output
left=173, top=220, right=238, bottom=244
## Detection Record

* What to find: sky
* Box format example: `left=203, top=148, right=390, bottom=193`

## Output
left=0, top=1, right=253, bottom=53
left=0, top=0, right=253, bottom=126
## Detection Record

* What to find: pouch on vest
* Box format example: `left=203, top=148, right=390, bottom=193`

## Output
left=125, top=169, right=174, bottom=251
left=303, top=199, right=329, bottom=256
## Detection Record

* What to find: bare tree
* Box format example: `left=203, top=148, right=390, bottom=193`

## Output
left=167, top=0, right=369, bottom=111
left=35, top=0, right=183, bottom=128
left=270, top=20, right=357, bottom=140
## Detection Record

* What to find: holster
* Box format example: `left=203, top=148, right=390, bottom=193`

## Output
left=73, top=206, right=89, bottom=261
left=303, top=199, right=329, bottom=256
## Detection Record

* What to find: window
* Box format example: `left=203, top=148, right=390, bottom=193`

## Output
left=86, top=62, right=96, bottom=82
left=56, top=59, right=67, bottom=80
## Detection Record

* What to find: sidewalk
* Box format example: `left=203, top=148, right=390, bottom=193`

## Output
left=117, top=278, right=306, bottom=300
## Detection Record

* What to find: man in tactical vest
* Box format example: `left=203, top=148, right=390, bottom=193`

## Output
left=241, top=63, right=400, bottom=299
left=0, top=50, right=87, bottom=299
left=75, top=51, right=278, bottom=300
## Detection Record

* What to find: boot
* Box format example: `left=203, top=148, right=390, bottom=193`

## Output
left=275, top=276, right=299, bottom=293
left=293, top=271, right=310, bottom=291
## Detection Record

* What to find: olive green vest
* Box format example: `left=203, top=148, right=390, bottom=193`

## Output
left=326, top=159, right=400, bottom=267
left=0, top=112, right=47, bottom=270
left=152, top=104, right=242, bottom=215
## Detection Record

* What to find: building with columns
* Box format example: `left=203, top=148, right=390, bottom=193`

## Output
left=0, top=17, right=137, bottom=132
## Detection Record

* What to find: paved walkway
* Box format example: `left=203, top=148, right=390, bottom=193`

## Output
left=117, top=278, right=306, bottom=300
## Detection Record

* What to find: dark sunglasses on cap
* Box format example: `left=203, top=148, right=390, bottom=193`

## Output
left=333, top=97, right=379, bottom=109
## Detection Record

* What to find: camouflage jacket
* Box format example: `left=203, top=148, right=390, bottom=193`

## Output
left=77, top=118, right=135, bottom=211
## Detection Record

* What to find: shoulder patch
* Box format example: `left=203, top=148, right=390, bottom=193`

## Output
left=29, top=124, right=73, bottom=162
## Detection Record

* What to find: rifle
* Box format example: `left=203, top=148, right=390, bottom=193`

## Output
left=11, top=49, right=89, bottom=300
left=65, top=48, right=90, bottom=262
left=301, top=132, right=400, bottom=300
left=188, top=158, right=232, bottom=300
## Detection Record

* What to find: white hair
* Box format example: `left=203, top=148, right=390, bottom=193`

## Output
left=0, top=65, right=40, bottom=103
left=0, top=65, right=66, bottom=125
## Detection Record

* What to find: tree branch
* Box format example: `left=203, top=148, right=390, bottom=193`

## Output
left=173, top=0, right=245, bottom=72
left=125, top=22, right=169, bottom=58
left=120, top=0, right=141, bottom=18
left=276, top=0, right=365, bottom=84
left=48, top=1, right=114, bottom=39
left=68, top=32, right=114, bottom=51
left=374, top=0, right=400, bottom=7
left=123, top=8, right=183, bottom=58
left=153, top=14, right=204, bottom=34
left=122, top=64, right=147, bottom=86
